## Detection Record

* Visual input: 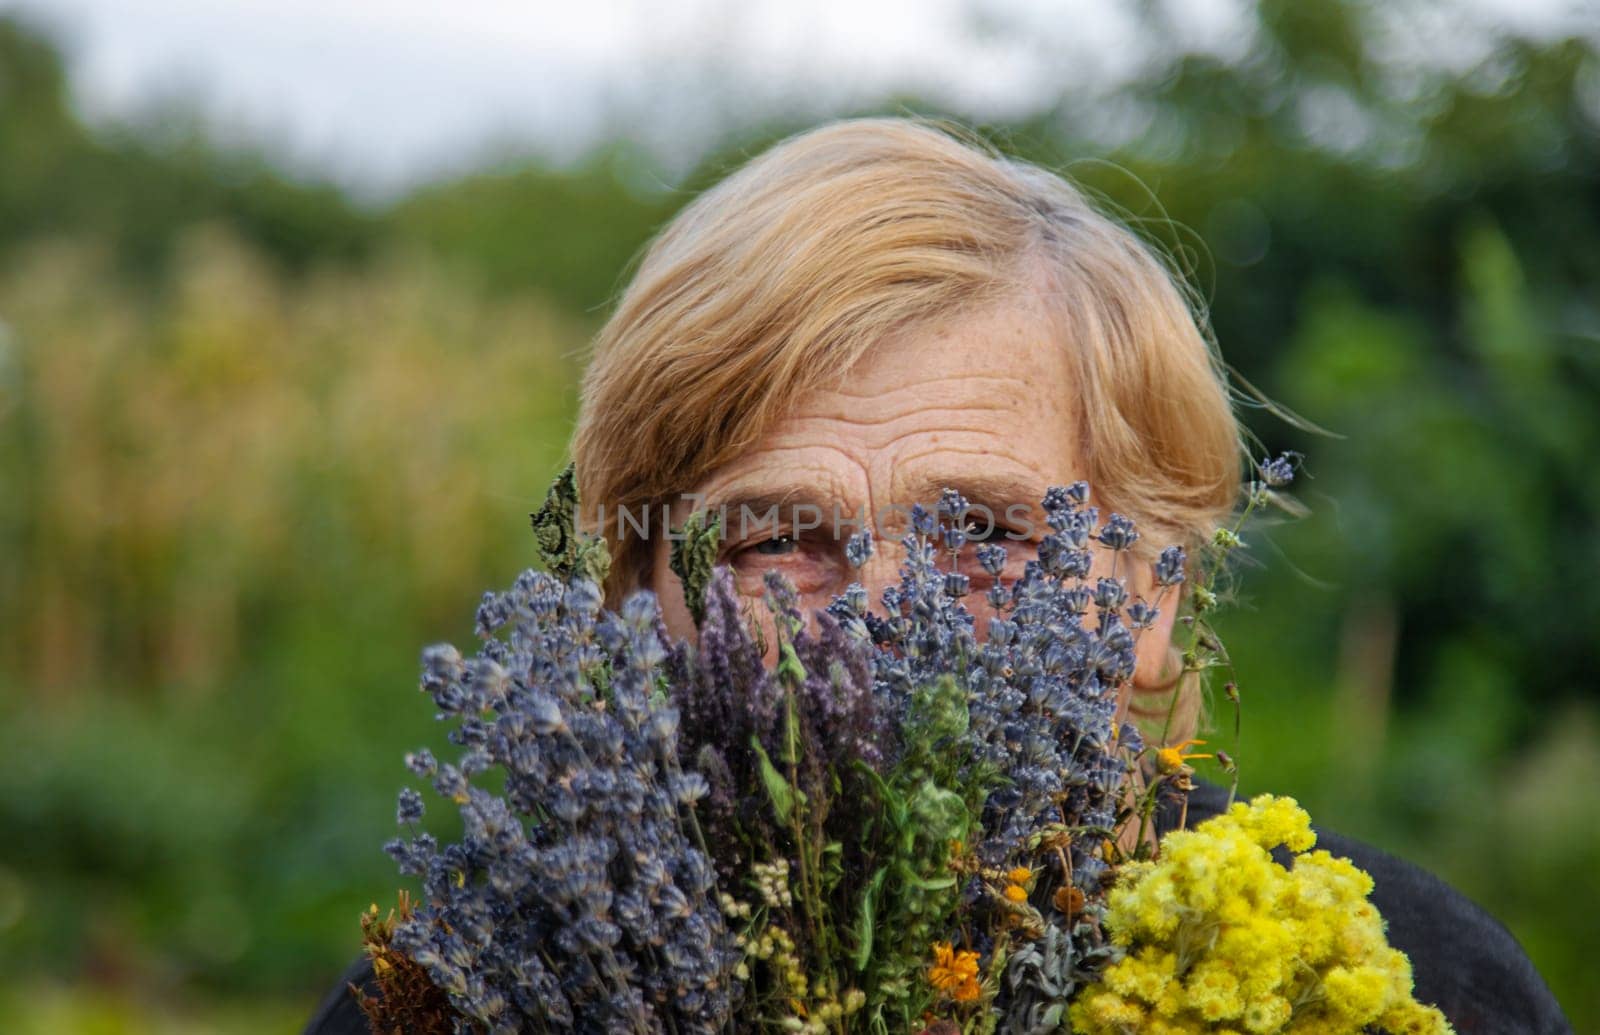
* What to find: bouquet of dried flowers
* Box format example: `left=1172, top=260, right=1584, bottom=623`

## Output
left=354, top=460, right=1450, bottom=1034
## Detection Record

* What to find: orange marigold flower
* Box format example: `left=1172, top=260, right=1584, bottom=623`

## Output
left=1007, top=866, right=1033, bottom=884
left=929, top=942, right=982, bottom=1003
left=1003, top=883, right=1029, bottom=903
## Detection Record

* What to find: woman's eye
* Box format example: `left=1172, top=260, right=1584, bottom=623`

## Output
left=962, top=520, right=1010, bottom=544
left=726, top=533, right=843, bottom=599
left=955, top=525, right=1031, bottom=582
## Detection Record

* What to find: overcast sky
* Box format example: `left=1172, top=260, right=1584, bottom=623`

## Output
left=10, top=0, right=1590, bottom=199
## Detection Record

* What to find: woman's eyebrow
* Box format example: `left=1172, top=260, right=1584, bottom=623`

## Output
left=701, top=485, right=846, bottom=539
left=899, top=471, right=1047, bottom=516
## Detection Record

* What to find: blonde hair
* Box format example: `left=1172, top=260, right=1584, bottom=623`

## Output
left=571, top=115, right=1244, bottom=740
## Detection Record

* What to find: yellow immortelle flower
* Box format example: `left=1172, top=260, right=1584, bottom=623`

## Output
left=1069, top=795, right=1455, bottom=1034
left=1008, top=866, right=1034, bottom=884
left=928, top=941, right=982, bottom=1003
left=1003, top=883, right=1029, bottom=903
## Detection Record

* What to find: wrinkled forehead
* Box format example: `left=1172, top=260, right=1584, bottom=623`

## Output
left=674, top=294, right=1082, bottom=534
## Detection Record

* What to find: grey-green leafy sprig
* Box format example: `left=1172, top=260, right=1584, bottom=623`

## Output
left=530, top=463, right=610, bottom=587
left=668, top=508, right=722, bottom=625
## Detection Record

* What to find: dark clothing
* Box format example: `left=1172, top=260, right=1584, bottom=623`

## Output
left=303, top=781, right=1569, bottom=1034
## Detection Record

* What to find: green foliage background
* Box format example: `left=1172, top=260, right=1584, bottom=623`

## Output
left=0, top=4, right=1595, bottom=1030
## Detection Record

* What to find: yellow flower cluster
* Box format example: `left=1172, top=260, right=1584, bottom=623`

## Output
left=1003, top=865, right=1033, bottom=904
left=1069, top=795, right=1454, bottom=1035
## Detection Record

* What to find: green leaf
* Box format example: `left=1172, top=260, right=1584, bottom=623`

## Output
left=822, top=840, right=845, bottom=892
left=854, top=867, right=887, bottom=972
left=776, top=641, right=806, bottom=687
left=751, top=735, right=803, bottom=824
left=895, top=868, right=957, bottom=892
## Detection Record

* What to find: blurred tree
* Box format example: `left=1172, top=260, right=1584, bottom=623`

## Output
left=0, top=15, right=382, bottom=281
left=391, top=140, right=680, bottom=311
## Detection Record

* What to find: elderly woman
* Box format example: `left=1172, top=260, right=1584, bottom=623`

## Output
left=305, top=117, right=1566, bottom=1033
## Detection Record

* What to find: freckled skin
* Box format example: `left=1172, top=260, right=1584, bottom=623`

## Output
left=647, top=293, right=1180, bottom=718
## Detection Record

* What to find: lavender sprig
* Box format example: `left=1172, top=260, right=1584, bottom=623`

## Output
left=384, top=570, right=737, bottom=1034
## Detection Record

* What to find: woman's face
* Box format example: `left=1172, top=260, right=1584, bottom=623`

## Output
left=647, top=290, right=1179, bottom=710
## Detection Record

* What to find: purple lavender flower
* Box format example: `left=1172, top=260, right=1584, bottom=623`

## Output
left=668, top=565, right=885, bottom=884
left=1155, top=544, right=1187, bottom=587
left=845, top=528, right=874, bottom=569
left=388, top=571, right=737, bottom=1034
left=1259, top=451, right=1299, bottom=488
left=1096, top=513, right=1140, bottom=552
